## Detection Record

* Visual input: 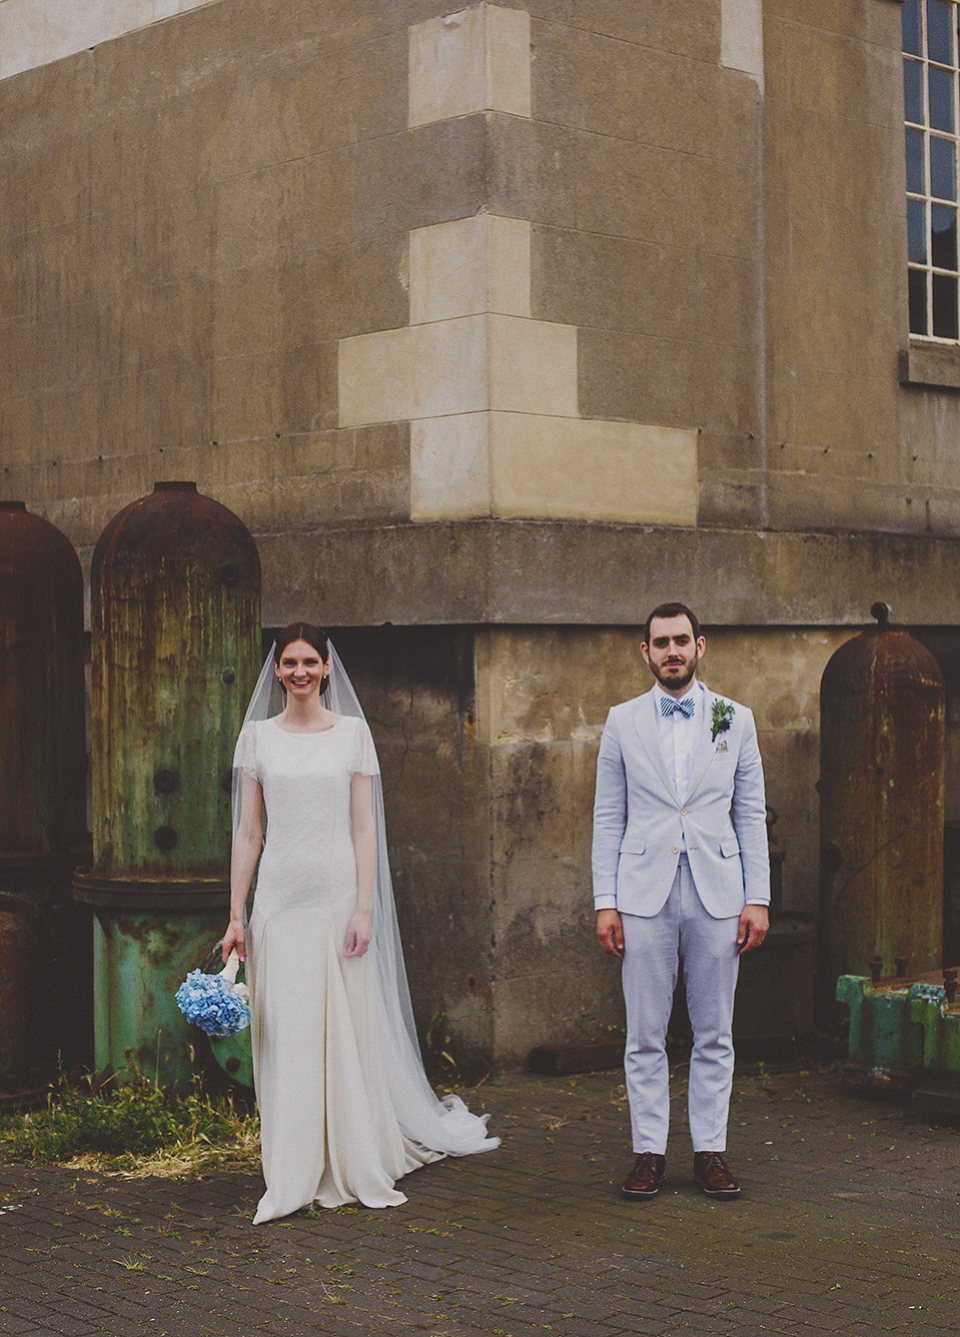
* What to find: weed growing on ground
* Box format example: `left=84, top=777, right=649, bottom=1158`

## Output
left=0, top=1065, right=260, bottom=1179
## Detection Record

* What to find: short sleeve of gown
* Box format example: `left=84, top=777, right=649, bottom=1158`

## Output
left=352, top=719, right=381, bottom=777
left=233, top=722, right=259, bottom=780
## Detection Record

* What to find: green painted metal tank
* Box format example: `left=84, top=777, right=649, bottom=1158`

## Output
left=0, top=502, right=90, bottom=1074
left=820, top=603, right=944, bottom=1005
left=74, top=483, right=260, bottom=1088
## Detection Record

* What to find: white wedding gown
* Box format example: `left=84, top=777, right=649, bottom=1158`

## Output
left=237, top=715, right=452, bottom=1224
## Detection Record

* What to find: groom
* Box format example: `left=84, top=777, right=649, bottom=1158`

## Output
left=592, top=603, right=769, bottom=1199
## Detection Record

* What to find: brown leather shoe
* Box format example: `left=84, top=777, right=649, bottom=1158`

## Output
left=693, top=1151, right=741, bottom=1198
left=621, top=1152, right=666, bottom=1199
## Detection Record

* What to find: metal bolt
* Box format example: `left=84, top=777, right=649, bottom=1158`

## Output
left=895, top=956, right=908, bottom=978
left=869, top=956, right=883, bottom=984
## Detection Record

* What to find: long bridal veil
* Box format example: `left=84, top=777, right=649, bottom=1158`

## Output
left=232, top=639, right=499, bottom=1158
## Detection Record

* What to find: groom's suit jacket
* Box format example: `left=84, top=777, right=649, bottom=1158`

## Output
left=592, top=684, right=770, bottom=920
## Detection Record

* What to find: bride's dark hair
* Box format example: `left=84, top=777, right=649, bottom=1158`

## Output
left=274, top=623, right=331, bottom=696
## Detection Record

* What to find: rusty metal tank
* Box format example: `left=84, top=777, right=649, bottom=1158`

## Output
left=0, top=502, right=89, bottom=1074
left=87, top=481, right=261, bottom=883
left=73, top=483, right=261, bottom=1087
left=819, top=603, right=944, bottom=998
left=0, top=894, right=40, bottom=1081
left=0, top=502, right=86, bottom=878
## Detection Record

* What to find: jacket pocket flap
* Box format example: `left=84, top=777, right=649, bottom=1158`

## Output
left=720, top=836, right=741, bottom=858
left=619, top=842, right=646, bottom=856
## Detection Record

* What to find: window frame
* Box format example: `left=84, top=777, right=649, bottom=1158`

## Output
left=904, top=0, right=960, bottom=344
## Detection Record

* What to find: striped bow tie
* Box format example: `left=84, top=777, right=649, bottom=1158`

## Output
left=660, top=695, right=695, bottom=718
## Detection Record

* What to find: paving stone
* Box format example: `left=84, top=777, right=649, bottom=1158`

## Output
left=3, top=1069, right=960, bottom=1335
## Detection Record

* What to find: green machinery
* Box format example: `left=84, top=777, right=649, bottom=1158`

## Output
left=837, top=966, right=960, bottom=1117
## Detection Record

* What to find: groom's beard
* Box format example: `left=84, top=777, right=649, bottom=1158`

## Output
left=651, top=655, right=699, bottom=692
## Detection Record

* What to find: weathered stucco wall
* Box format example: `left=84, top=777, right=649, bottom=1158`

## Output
left=337, top=621, right=857, bottom=1067
left=763, top=0, right=960, bottom=536
left=1, top=0, right=752, bottom=548
left=329, top=626, right=497, bottom=1065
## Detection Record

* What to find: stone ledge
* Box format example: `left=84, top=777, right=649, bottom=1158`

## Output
left=899, top=341, right=960, bottom=391
left=252, top=519, right=960, bottom=628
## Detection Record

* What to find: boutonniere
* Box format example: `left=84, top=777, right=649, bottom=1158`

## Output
left=710, top=697, right=735, bottom=743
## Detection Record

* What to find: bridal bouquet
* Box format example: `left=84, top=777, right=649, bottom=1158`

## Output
left=176, top=949, right=251, bottom=1038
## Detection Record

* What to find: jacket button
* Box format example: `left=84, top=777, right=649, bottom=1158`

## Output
left=672, top=846, right=679, bottom=853
left=680, top=807, right=687, bottom=815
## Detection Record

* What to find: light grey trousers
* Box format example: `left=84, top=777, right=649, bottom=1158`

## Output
left=621, top=854, right=741, bottom=1155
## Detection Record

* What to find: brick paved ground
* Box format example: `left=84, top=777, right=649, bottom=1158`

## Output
left=0, top=1065, right=958, bottom=1336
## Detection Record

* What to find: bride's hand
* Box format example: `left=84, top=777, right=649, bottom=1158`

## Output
left=344, top=911, right=372, bottom=958
left=222, top=918, right=245, bottom=964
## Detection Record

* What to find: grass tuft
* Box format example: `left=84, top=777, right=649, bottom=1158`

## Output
left=0, top=1066, right=260, bottom=1180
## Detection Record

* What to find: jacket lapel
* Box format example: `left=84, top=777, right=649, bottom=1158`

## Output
left=685, top=686, right=724, bottom=801
left=632, top=691, right=680, bottom=802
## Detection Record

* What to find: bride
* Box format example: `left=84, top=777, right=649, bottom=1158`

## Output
left=222, top=623, right=497, bottom=1223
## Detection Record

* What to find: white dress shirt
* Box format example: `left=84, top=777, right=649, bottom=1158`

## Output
left=653, top=680, right=703, bottom=850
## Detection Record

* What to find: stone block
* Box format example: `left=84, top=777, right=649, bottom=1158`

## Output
left=410, top=215, right=531, bottom=324
left=0, top=0, right=213, bottom=83
left=490, top=413, right=698, bottom=525
left=721, top=0, right=763, bottom=84
left=411, top=414, right=491, bottom=520
left=339, top=316, right=489, bottom=425
left=411, top=407, right=701, bottom=524
left=408, top=4, right=531, bottom=128
left=488, top=315, right=578, bottom=415
left=342, top=311, right=576, bottom=431
left=900, top=344, right=960, bottom=393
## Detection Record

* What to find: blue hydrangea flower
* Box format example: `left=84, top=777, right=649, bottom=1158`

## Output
left=175, top=969, right=251, bottom=1038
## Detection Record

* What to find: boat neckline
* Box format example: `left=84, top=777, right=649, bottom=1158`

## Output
left=268, top=714, right=344, bottom=736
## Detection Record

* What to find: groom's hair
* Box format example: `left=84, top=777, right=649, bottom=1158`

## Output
left=643, top=603, right=701, bottom=643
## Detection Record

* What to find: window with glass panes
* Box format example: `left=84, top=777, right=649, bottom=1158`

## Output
left=904, top=0, right=960, bottom=341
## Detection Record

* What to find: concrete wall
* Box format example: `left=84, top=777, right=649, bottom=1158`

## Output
left=0, top=0, right=754, bottom=545
left=763, top=1, right=944, bottom=535
left=333, top=621, right=854, bottom=1066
